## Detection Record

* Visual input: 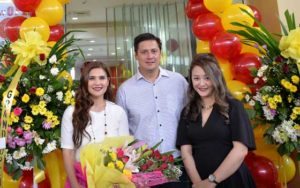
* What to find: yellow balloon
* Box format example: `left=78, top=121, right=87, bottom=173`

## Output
left=36, top=0, right=64, bottom=26
left=20, top=17, right=50, bottom=41
left=227, top=80, right=250, bottom=100
left=217, top=58, right=233, bottom=81
left=196, top=39, right=210, bottom=53
left=275, top=155, right=296, bottom=183
left=3, top=171, right=20, bottom=188
left=203, top=0, right=232, bottom=14
left=241, top=44, right=260, bottom=55
left=221, top=4, right=254, bottom=31
left=58, top=0, right=70, bottom=5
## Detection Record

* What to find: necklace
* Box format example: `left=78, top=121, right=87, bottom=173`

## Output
left=89, top=105, right=107, bottom=141
left=201, top=104, right=214, bottom=110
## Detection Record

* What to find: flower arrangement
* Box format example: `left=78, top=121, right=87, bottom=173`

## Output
left=230, top=10, right=300, bottom=157
left=80, top=136, right=182, bottom=188
left=0, top=30, right=81, bottom=179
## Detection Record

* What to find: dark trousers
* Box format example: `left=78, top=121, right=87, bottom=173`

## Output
left=152, top=164, right=191, bottom=188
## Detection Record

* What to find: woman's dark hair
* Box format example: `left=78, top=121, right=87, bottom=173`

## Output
left=184, top=53, right=232, bottom=121
left=72, top=61, right=113, bottom=148
left=134, top=33, right=162, bottom=53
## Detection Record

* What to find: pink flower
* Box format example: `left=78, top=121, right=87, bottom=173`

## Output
left=14, top=137, right=26, bottom=147
left=23, top=131, right=33, bottom=144
left=16, top=127, right=23, bottom=135
left=7, top=126, right=12, bottom=133
left=42, top=121, right=52, bottom=129
left=116, top=148, right=124, bottom=158
left=13, top=107, right=23, bottom=116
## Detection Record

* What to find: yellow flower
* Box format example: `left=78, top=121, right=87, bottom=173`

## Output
left=291, top=75, right=299, bottom=84
left=21, top=94, right=30, bottom=103
left=107, top=162, right=115, bottom=169
left=39, top=108, right=47, bottom=115
left=293, top=107, right=300, bottom=115
left=290, top=85, right=297, bottom=92
left=116, top=160, right=124, bottom=170
left=10, top=31, right=50, bottom=66
left=273, top=95, right=282, bottom=103
left=31, top=105, right=39, bottom=115
left=39, top=101, right=47, bottom=108
left=12, top=99, right=17, bottom=106
left=24, top=115, right=33, bottom=124
left=290, top=113, right=297, bottom=120
left=279, top=28, right=300, bottom=60
left=36, top=88, right=45, bottom=96
left=269, top=101, right=277, bottom=110
left=109, top=152, right=117, bottom=161
left=262, top=95, right=268, bottom=102
left=123, top=169, right=132, bottom=179
left=10, top=113, right=19, bottom=123
left=23, top=124, right=31, bottom=131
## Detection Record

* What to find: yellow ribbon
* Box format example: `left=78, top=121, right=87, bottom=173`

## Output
left=34, top=165, right=46, bottom=184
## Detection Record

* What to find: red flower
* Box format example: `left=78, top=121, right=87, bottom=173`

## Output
left=146, top=160, right=154, bottom=167
left=162, top=155, right=168, bottom=162
left=159, top=163, right=168, bottom=170
left=168, top=155, right=174, bottom=163
left=0, top=75, right=6, bottom=82
left=21, top=65, right=28, bottom=73
left=141, top=164, right=148, bottom=171
left=39, top=54, right=46, bottom=61
left=153, top=150, right=161, bottom=160
left=29, top=87, right=36, bottom=94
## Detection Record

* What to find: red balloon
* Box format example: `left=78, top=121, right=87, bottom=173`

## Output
left=231, top=53, right=262, bottom=84
left=189, top=0, right=203, bottom=4
left=245, top=153, right=279, bottom=188
left=248, top=5, right=262, bottom=26
left=4, top=16, right=27, bottom=42
left=19, top=170, right=33, bottom=188
left=210, top=32, right=242, bottom=60
left=13, top=0, right=41, bottom=12
left=0, top=18, right=10, bottom=38
left=166, top=38, right=179, bottom=52
left=185, top=0, right=210, bottom=20
left=48, top=24, right=65, bottom=42
left=192, top=13, right=223, bottom=41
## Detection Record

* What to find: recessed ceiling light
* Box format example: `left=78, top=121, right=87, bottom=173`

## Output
left=88, top=48, right=93, bottom=51
left=117, top=47, right=121, bottom=50
left=89, top=40, right=95, bottom=43
left=111, top=52, right=116, bottom=55
left=72, top=17, right=78, bottom=20
left=93, top=59, right=97, bottom=62
left=87, top=53, right=91, bottom=56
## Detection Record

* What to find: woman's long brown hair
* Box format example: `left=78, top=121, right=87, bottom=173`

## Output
left=72, top=61, right=113, bottom=148
left=184, top=53, right=232, bottom=122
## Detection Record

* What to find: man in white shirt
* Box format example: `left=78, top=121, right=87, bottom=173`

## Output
left=116, top=33, right=189, bottom=188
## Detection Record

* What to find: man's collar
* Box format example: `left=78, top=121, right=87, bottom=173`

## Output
left=136, top=67, right=169, bottom=80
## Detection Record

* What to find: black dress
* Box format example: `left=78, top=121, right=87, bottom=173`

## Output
left=176, top=98, right=256, bottom=188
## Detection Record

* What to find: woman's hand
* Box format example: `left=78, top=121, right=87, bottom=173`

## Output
left=192, top=179, right=216, bottom=188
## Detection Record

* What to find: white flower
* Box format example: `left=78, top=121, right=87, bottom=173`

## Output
left=49, top=55, right=57, bottom=64
left=6, top=154, right=13, bottom=164
left=257, top=65, right=268, bottom=77
left=56, top=91, right=63, bottom=101
left=42, top=94, right=52, bottom=102
left=13, top=147, right=27, bottom=160
left=253, top=77, right=259, bottom=84
left=42, top=140, right=57, bottom=154
left=244, top=94, right=250, bottom=102
left=39, top=75, right=46, bottom=80
left=272, top=120, right=298, bottom=144
left=19, top=161, right=33, bottom=170
left=47, top=85, right=54, bottom=93
left=249, top=100, right=256, bottom=106
left=50, top=67, right=59, bottom=76
left=34, top=137, right=45, bottom=145
left=262, top=106, right=276, bottom=120
left=262, top=76, right=267, bottom=81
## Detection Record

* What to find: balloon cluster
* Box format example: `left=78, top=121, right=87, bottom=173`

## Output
left=185, top=0, right=297, bottom=186
left=0, top=0, right=69, bottom=43
left=185, top=0, right=263, bottom=100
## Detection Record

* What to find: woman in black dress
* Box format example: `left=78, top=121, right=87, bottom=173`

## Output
left=176, top=53, right=256, bottom=188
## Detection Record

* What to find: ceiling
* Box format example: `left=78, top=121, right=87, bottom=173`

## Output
left=65, top=0, right=184, bottom=66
